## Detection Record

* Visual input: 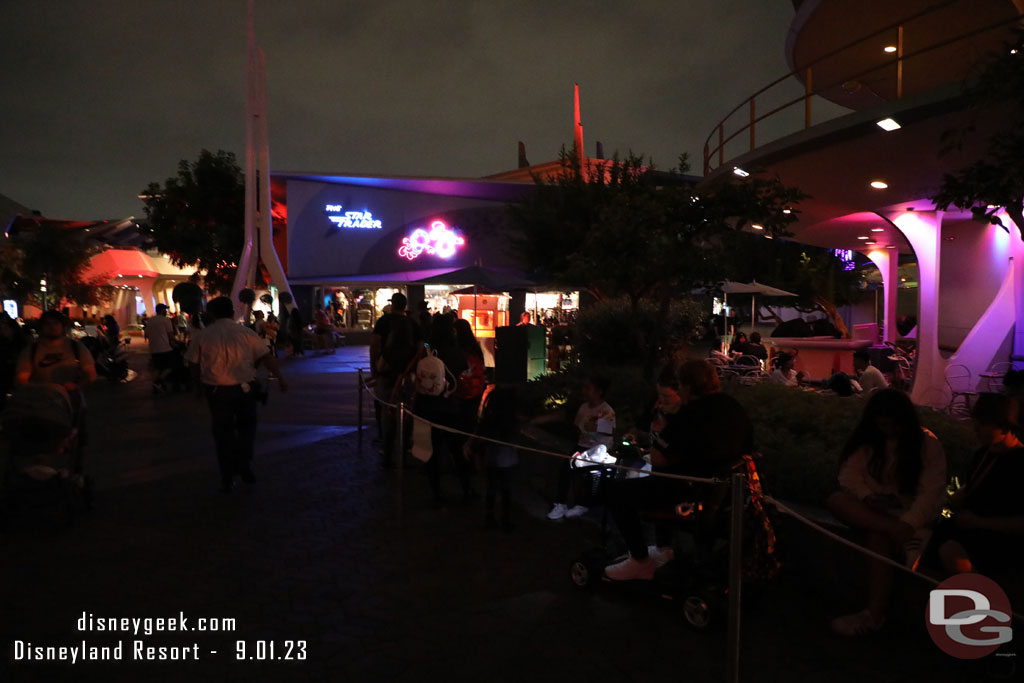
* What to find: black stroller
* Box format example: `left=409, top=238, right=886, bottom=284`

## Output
left=568, top=446, right=781, bottom=630
left=0, top=383, right=92, bottom=528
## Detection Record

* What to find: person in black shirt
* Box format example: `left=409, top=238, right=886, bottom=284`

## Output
left=933, top=393, right=1024, bottom=574
left=370, top=293, right=420, bottom=468
left=605, top=360, right=754, bottom=581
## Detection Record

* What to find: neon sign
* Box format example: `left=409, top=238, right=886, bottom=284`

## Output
left=399, top=220, right=465, bottom=261
left=325, top=204, right=382, bottom=230
left=833, top=249, right=856, bottom=271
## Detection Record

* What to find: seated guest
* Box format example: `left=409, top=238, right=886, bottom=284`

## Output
left=604, top=360, right=754, bottom=581
left=853, top=350, right=887, bottom=394
left=826, top=389, right=947, bottom=636
left=729, top=331, right=749, bottom=357
left=932, top=393, right=1024, bottom=575
left=770, top=353, right=803, bottom=386
left=745, top=332, right=768, bottom=361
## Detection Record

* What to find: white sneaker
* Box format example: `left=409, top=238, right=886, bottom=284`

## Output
left=547, top=503, right=568, bottom=520
left=648, top=545, right=675, bottom=567
left=903, top=528, right=933, bottom=571
left=565, top=505, right=589, bottom=518
left=605, top=555, right=658, bottom=581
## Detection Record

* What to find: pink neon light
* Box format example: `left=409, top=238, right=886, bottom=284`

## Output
left=398, top=220, right=465, bottom=261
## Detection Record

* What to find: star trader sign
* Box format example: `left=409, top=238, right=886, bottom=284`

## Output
left=325, top=204, right=382, bottom=230
left=399, top=220, right=465, bottom=261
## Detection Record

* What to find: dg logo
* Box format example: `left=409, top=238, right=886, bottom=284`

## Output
left=927, top=573, right=1013, bottom=659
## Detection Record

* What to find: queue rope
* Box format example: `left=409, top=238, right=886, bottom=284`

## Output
left=767, top=496, right=1024, bottom=622
left=359, top=373, right=1024, bottom=623
left=360, top=377, right=726, bottom=486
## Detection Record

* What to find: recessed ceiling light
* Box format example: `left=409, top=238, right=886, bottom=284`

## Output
left=865, top=241, right=876, bottom=245
left=764, top=235, right=773, bottom=240
left=884, top=45, right=897, bottom=53
left=870, top=180, right=888, bottom=189
left=751, top=224, right=764, bottom=230
left=782, top=208, right=791, bottom=214
left=857, top=236, right=870, bottom=240
left=876, top=118, right=901, bottom=131
left=732, top=167, right=750, bottom=178
left=871, top=227, right=885, bottom=232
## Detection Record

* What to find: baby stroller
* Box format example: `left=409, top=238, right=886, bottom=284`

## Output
left=0, top=383, right=92, bottom=528
left=568, top=449, right=780, bottom=631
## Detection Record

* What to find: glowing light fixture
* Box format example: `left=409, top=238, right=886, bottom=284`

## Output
left=884, top=45, right=897, bottom=53
left=751, top=224, right=764, bottom=230
left=782, top=208, right=791, bottom=214
left=857, top=236, right=870, bottom=240
left=398, top=220, right=465, bottom=261
left=871, top=227, right=885, bottom=232
left=732, top=167, right=750, bottom=178
left=876, top=118, right=901, bottom=131
left=886, top=245, right=896, bottom=249
left=870, top=180, right=888, bottom=189
left=865, top=241, right=876, bottom=245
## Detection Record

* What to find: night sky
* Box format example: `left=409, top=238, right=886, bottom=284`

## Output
left=0, top=1, right=806, bottom=220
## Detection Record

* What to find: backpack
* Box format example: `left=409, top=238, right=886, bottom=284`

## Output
left=414, top=348, right=455, bottom=397
left=454, top=352, right=485, bottom=400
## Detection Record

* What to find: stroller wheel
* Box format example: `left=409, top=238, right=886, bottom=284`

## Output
left=570, top=559, right=594, bottom=589
left=682, top=593, right=714, bottom=631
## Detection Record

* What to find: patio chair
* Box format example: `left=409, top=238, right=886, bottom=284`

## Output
left=981, top=362, right=1011, bottom=393
left=944, top=364, right=978, bottom=416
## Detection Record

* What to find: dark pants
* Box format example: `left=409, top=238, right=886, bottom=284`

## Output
left=486, top=466, right=514, bottom=524
left=205, top=385, right=258, bottom=485
left=610, top=476, right=693, bottom=559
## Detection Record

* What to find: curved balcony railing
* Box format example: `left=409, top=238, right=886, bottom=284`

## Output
left=702, top=4, right=1024, bottom=176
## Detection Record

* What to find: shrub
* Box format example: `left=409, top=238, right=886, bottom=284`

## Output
left=521, top=370, right=978, bottom=505
left=726, top=382, right=975, bottom=504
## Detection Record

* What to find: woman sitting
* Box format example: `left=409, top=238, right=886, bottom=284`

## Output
left=604, top=360, right=753, bottom=581
left=932, top=393, right=1024, bottom=575
left=826, top=389, right=947, bottom=636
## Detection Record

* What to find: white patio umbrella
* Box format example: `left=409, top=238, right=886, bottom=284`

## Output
left=719, top=280, right=797, bottom=336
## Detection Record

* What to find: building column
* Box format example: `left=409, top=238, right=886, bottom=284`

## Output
left=138, top=279, right=157, bottom=316
left=865, top=247, right=899, bottom=344
left=889, top=210, right=945, bottom=408
left=1010, top=218, right=1024, bottom=370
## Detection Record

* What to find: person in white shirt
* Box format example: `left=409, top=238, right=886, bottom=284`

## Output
left=826, top=389, right=947, bottom=637
left=144, top=304, right=178, bottom=393
left=548, top=376, right=615, bottom=520
left=770, top=353, right=803, bottom=387
left=853, top=350, right=888, bottom=394
left=186, top=297, right=287, bottom=493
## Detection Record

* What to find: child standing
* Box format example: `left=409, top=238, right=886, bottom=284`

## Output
left=474, top=386, right=520, bottom=531
left=548, top=375, right=615, bottom=520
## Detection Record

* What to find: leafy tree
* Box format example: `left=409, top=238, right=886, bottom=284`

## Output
left=509, top=149, right=805, bottom=371
left=10, top=223, right=111, bottom=309
left=140, top=149, right=245, bottom=295
left=932, top=31, right=1024, bottom=237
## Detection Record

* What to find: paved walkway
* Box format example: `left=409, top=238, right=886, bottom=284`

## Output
left=0, top=346, right=1010, bottom=682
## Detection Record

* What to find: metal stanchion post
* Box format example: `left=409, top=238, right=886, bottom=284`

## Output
left=396, top=401, right=405, bottom=519
left=726, top=471, right=745, bottom=683
left=357, top=369, right=364, bottom=452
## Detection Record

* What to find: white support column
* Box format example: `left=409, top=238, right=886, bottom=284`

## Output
left=1011, top=219, right=1024, bottom=370
left=889, top=210, right=945, bottom=408
left=138, top=279, right=157, bottom=317
left=865, top=247, right=899, bottom=344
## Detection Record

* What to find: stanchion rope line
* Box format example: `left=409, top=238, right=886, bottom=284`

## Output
left=360, top=379, right=726, bottom=485
left=766, top=496, right=1024, bottom=622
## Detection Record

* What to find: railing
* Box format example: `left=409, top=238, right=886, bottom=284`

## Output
left=703, top=3, right=1024, bottom=175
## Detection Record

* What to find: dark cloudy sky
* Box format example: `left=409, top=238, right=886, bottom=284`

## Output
left=0, top=1, right=810, bottom=220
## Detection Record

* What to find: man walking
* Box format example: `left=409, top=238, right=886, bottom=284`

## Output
left=144, top=303, right=177, bottom=393
left=186, top=297, right=287, bottom=493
